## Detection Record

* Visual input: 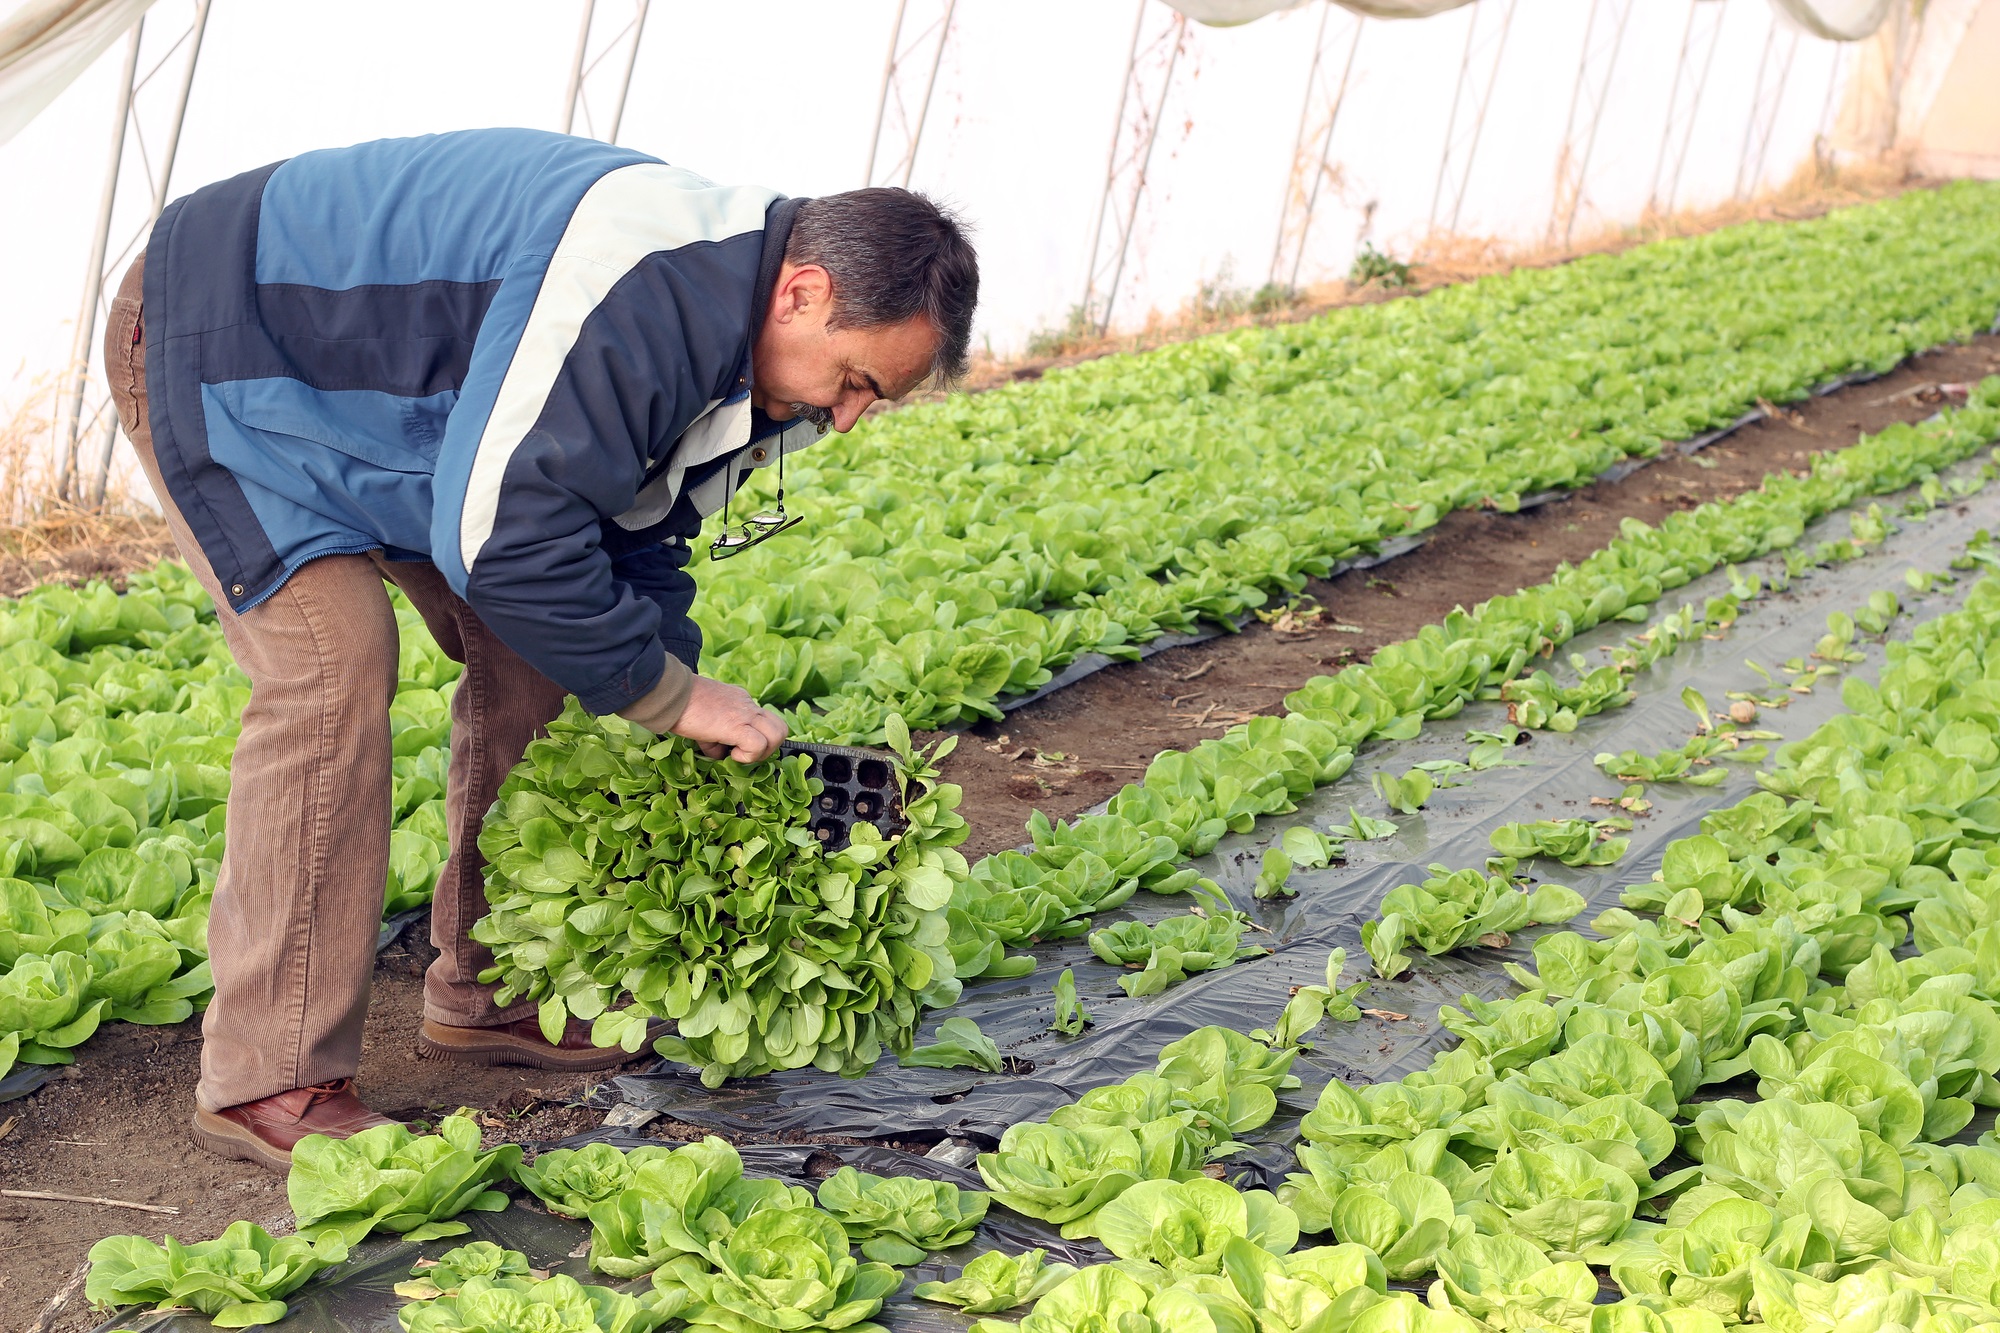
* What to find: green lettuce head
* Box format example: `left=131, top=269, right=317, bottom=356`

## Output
left=1093, top=1178, right=1299, bottom=1277
left=814, top=1165, right=988, bottom=1265
left=86, top=1220, right=348, bottom=1329
left=977, top=1118, right=1200, bottom=1239
left=652, top=1205, right=899, bottom=1333
left=913, top=1248, right=1078, bottom=1314
left=287, top=1111, right=519, bottom=1248
left=399, top=1272, right=669, bottom=1333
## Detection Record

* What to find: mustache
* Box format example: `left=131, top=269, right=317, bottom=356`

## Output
left=788, top=402, right=835, bottom=431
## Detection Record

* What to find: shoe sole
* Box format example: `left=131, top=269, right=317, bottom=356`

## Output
left=190, top=1107, right=293, bottom=1174
left=414, top=1022, right=658, bottom=1072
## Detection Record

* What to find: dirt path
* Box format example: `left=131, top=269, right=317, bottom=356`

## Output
left=1, top=335, right=1996, bottom=1330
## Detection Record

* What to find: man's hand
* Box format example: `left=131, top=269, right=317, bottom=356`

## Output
left=673, top=675, right=788, bottom=762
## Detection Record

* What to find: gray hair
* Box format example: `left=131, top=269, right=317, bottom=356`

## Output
left=785, top=188, right=980, bottom=385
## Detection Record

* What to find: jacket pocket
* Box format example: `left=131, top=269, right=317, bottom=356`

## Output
left=210, top=377, right=454, bottom=475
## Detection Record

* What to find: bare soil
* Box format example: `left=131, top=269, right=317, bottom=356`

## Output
left=1, top=334, right=1996, bottom=1330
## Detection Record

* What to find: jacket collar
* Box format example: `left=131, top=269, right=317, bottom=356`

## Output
left=749, top=196, right=808, bottom=349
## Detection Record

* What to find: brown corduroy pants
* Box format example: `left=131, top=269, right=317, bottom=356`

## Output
left=105, top=256, right=569, bottom=1111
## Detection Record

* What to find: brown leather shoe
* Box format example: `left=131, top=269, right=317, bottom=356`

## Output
left=190, top=1079, right=401, bottom=1173
left=416, top=1015, right=664, bottom=1071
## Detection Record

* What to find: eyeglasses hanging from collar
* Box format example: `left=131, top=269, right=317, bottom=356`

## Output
left=710, top=432, right=807, bottom=561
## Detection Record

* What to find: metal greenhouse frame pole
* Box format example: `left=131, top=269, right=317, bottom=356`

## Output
left=1081, top=0, right=1189, bottom=337
left=57, top=0, right=212, bottom=507
left=1547, top=0, right=1635, bottom=249
left=1428, top=0, right=1518, bottom=238
left=1810, top=41, right=1850, bottom=174
left=559, top=0, right=652, bottom=144
left=862, top=0, right=958, bottom=188
left=1734, top=10, right=1801, bottom=200
left=1648, top=0, right=1727, bottom=216
left=1268, top=4, right=1365, bottom=294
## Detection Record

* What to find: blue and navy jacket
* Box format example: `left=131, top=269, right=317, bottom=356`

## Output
left=141, top=128, right=823, bottom=713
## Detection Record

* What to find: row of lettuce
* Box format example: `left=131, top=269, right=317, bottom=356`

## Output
left=82, top=558, right=2000, bottom=1330
left=5, top=359, right=1996, bottom=1110
left=469, top=380, right=2000, bottom=1091
left=948, top=553, right=2000, bottom=1330
left=698, top=182, right=2000, bottom=742
left=0, top=568, right=458, bottom=1080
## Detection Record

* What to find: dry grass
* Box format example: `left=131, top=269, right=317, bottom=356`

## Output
left=950, top=156, right=1928, bottom=395
left=0, top=381, right=171, bottom=596
left=1409, top=152, right=1919, bottom=284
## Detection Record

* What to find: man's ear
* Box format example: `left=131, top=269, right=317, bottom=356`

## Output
left=774, top=263, right=833, bottom=325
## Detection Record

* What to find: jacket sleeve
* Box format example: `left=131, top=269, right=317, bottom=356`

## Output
left=610, top=541, right=702, bottom=672
left=426, top=167, right=777, bottom=714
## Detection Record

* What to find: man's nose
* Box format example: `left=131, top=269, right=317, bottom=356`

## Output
left=833, top=398, right=866, bottom=432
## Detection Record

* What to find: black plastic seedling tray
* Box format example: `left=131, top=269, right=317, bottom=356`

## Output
left=780, top=740, right=908, bottom=850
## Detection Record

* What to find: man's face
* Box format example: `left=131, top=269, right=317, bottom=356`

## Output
left=750, top=262, right=939, bottom=433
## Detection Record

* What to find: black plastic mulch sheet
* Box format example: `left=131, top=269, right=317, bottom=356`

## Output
left=603, top=455, right=2000, bottom=1159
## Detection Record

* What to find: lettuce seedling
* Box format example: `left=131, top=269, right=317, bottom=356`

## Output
left=0, top=877, right=88, bottom=966
left=1328, top=808, right=1397, bottom=842
left=977, top=1119, right=1201, bottom=1238
left=1255, top=848, right=1296, bottom=900
left=900, top=1016, right=1004, bottom=1072
left=1429, top=1233, right=1599, bottom=1329
left=0, top=949, right=106, bottom=1077
left=1464, top=1141, right=1639, bottom=1258
left=1362, top=914, right=1412, bottom=981
left=1488, top=818, right=1629, bottom=868
left=1279, top=825, right=1342, bottom=869
left=1252, top=947, right=1367, bottom=1049
left=394, top=1242, right=536, bottom=1300
left=1373, top=768, right=1433, bottom=814
left=1326, top=1169, right=1461, bottom=1280
left=1051, top=967, right=1092, bottom=1036
left=1091, top=912, right=1266, bottom=997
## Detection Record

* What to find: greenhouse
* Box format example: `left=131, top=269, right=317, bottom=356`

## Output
left=2, top=2, right=2000, bottom=1331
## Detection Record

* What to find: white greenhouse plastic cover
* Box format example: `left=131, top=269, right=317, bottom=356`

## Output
left=1160, top=0, right=1475, bottom=24
left=1333, top=0, right=1475, bottom=16
left=1768, top=0, right=1895, bottom=41
left=1159, top=0, right=1306, bottom=24
left=1164, top=0, right=1893, bottom=35
left=0, top=0, right=155, bottom=144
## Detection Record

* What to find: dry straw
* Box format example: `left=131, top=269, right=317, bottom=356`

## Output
left=0, top=376, right=170, bottom=595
